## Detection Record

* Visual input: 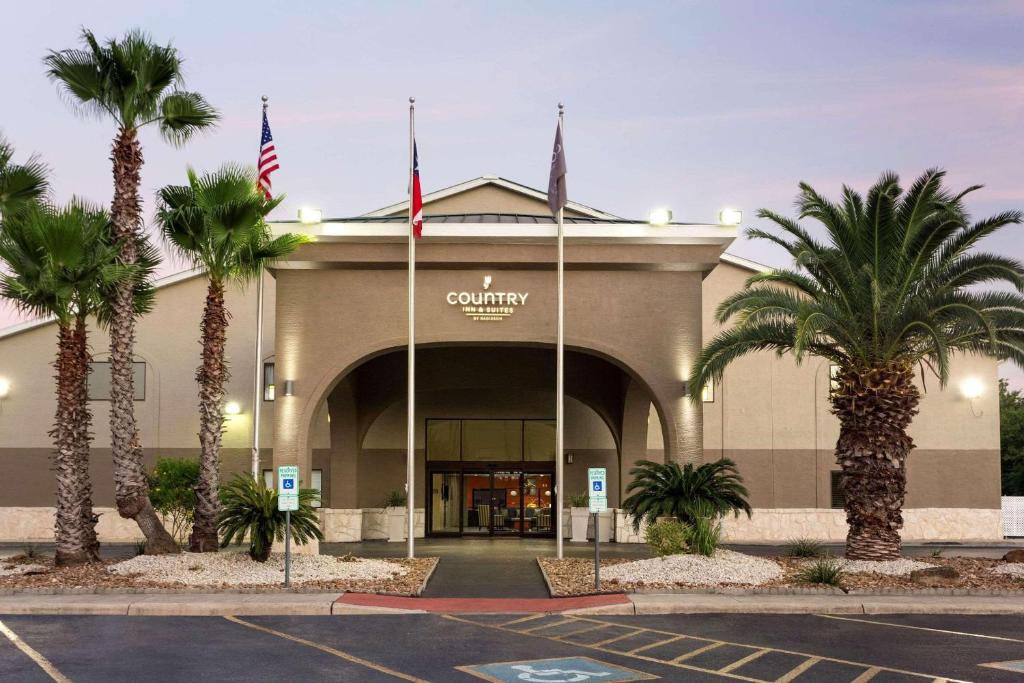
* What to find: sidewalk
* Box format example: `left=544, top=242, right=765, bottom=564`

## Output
left=1, top=591, right=1023, bottom=616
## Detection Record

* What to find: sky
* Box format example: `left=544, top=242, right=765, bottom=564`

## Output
left=2, top=0, right=1023, bottom=383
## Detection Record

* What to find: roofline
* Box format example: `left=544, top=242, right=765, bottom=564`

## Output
left=360, top=176, right=622, bottom=220
left=720, top=252, right=773, bottom=273
left=0, top=268, right=206, bottom=341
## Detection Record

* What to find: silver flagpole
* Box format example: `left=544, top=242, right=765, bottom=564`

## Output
left=406, top=97, right=416, bottom=559
left=250, top=96, right=269, bottom=480
left=555, top=103, right=565, bottom=560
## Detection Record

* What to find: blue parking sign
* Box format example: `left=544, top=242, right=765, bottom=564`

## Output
left=592, top=481, right=603, bottom=492
left=282, top=478, right=295, bottom=490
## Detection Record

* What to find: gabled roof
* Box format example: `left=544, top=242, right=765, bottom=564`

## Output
left=360, top=175, right=622, bottom=220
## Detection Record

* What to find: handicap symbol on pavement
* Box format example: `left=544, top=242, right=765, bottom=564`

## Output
left=457, top=657, right=656, bottom=683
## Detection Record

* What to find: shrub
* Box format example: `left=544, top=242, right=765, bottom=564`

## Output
left=217, top=474, right=323, bottom=562
left=569, top=492, right=590, bottom=508
left=622, top=459, right=752, bottom=531
left=690, top=516, right=722, bottom=557
left=383, top=489, right=408, bottom=508
left=147, top=457, right=200, bottom=547
left=645, top=519, right=691, bottom=557
left=796, top=557, right=845, bottom=586
left=786, top=538, right=825, bottom=558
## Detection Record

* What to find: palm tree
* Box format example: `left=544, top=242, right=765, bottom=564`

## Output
left=156, top=165, right=306, bottom=552
left=690, top=170, right=1024, bottom=560
left=45, top=29, right=218, bottom=553
left=0, top=134, right=49, bottom=218
left=0, top=201, right=134, bottom=564
left=622, top=459, right=752, bottom=530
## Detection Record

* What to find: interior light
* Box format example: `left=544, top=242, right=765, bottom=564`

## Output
left=224, top=401, right=242, bottom=416
left=545, top=490, right=551, bottom=497
left=510, top=490, right=517, bottom=496
left=649, top=208, right=673, bottom=226
left=719, top=208, right=743, bottom=226
left=297, top=207, right=323, bottom=225
left=960, top=377, right=984, bottom=400
left=0, top=379, right=9, bottom=399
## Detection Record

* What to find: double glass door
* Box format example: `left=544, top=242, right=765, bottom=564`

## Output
left=428, top=469, right=555, bottom=537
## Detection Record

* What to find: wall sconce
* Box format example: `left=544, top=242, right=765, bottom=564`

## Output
left=224, top=401, right=242, bottom=416
left=297, top=207, right=323, bottom=225
left=566, top=453, right=574, bottom=465
left=0, top=378, right=10, bottom=399
left=719, top=208, right=743, bottom=226
left=960, top=377, right=984, bottom=417
left=282, top=380, right=295, bottom=397
left=649, top=208, right=673, bottom=226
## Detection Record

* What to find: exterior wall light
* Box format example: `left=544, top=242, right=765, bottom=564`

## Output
left=0, top=378, right=9, bottom=399
left=224, top=401, right=242, bottom=416
left=649, top=208, right=673, bottom=226
left=297, top=207, right=323, bottom=225
left=282, top=380, right=295, bottom=397
left=719, top=208, right=743, bottom=226
left=960, top=377, right=984, bottom=400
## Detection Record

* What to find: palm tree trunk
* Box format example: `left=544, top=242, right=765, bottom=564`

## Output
left=72, top=317, right=100, bottom=560
left=109, top=127, right=178, bottom=554
left=52, top=323, right=97, bottom=565
left=190, top=280, right=229, bottom=552
left=831, top=364, right=920, bottom=561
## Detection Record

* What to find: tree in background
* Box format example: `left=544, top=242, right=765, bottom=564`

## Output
left=147, top=458, right=200, bottom=547
left=0, top=134, right=49, bottom=218
left=44, top=29, right=218, bottom=554
left=1001, top=379, right=1024, bottom=496
left=690, top=170, right=1024, bottom=560
left=156, top=165, right=306, bottom=551
left=0, top=201, right=141, bottom=564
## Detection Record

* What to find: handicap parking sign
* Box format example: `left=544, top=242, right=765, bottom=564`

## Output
left=592, top=481, right=603, bottom=492
left=282, top=478, right=295, bottom=490
left=457, top=657, right=655, bottom=683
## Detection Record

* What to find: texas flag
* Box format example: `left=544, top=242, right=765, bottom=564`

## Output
left=411, top=141, right=423, bottom=238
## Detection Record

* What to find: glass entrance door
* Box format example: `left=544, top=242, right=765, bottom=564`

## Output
left=429, top=472, right=460, bottom=534
left=462, top=472, right=493, bottom=535
left=522, top=473, right=555, bottom=536
left=491, top=471, right=521, bottom=536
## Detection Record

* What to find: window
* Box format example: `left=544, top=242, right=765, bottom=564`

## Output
left=462, top=420, right=523, bottom=461
left=88, top=361, right=146, bottom=401
left=426, top=420, right=461, bottom=461
left=830, top=471, right=845, bottom=508
left=426, top=419, right=555, bottom=462
left=701, top=381, right=714, bottom=403
left=524, top=420, right=555, bottom=461
left=263, top=362, right=275, bottom=401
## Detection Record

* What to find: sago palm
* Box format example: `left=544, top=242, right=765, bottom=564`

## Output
left=622, top=458, right=752, bottom=530
left=218, top=474, right=322, bottom=562
left=0, top=134, right=49, bottom=219
left=156, top=165, right=306, bottom=552
left=45, top=29, right=218, bottom=553
left=690, top=169, right=1024, bottom=560
left=0, top=200, right=134, bottom=564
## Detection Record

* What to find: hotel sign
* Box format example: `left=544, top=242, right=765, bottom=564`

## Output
left=447, top=275, right=529, bottom=322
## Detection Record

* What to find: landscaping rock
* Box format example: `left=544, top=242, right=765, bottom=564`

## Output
left=910, top=566, right=959, bottom=587
left=1001, top=549, right=1024, bottom=563
left=18, top=564, right=49, bottom=576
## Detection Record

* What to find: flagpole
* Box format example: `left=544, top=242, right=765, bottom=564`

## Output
left=555, top=103, right=565, bottom=560
left=250, top=95, right=269, bottom=481
left=406, top=96, right=416, bottom=560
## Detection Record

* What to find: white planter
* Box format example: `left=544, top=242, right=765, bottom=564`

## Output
left=387, top=506, right=408, bottom=542
left=588, top=510, right=613, bottom=542
left=320, top=508, right=363, bottom=542
left=570, top=507, right=590, bottom=542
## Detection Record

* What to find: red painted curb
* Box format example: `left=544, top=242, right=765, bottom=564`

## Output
left=336, top=593, right=630, bottom=613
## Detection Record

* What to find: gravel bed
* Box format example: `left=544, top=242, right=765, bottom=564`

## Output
left=991, top=563, right=1024, bottom=577
left=832, top=558, right=936, bottom=576
left=603, top=550, right=783, bottom=587
left=108, top=551, right=406, bottom=586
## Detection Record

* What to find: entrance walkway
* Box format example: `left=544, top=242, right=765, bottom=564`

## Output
left=321, top=538, right=654, bottom=599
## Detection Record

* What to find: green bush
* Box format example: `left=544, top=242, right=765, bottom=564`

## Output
left=147, top=457, right=200, bottom=547
left=785, top=538, right=825, bottom=558
left=622, top=459, right=752, bottom=531
left=217, top=474, right=323, bottom=562
left=689, top=516, right=722, bottom=557
left=569, top=491, right=590, bottom=508
left=383, top=489, right=408, bottom=508
left=796, top=557, right=845, bottom=586
left=644, top=519, right=691, bottom=557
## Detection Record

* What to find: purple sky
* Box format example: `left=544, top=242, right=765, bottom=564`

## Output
left=2, top=1, right=1023, bottom=384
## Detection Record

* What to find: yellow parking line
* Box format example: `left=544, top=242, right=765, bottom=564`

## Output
left=224, top=616, right=428, bottom=682
left=776, top=656, right=821, bottom=682
left=590, top=629, right=646, bottom=647
left=628, top=635, right=686, bottom=654
left=719, top=648, right=769, bottom=673
left=0, top=619, right=71, bottom=683
left=851, top=666, right=882, bottom=682
left=815, top=614, right=1024, bottom=643
left=672, top=641, right=723, bottom=662
left=551, top=623, right=613, bottom=640
left=519, top=618, right=573, bottom=634
left=497, top=614, right=546, bottom=628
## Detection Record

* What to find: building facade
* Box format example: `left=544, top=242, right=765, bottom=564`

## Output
left=0, top=177, right=1003, bottom=543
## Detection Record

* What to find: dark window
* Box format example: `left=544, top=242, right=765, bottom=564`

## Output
left=263, top=362, right=275, bottom=401
left=88, top=361, right=145, bottom=401
left=830, top=471, right=846, bottom=508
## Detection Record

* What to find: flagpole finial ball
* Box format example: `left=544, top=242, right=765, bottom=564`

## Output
left=558, top=102, right=564, bottom=111
left=261, top=95, right=268, bottom=102
left=409, top=96, right=415, bottom=104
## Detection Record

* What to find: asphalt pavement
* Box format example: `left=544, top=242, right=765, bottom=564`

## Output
left=3, top=612, right=1023, bottom=682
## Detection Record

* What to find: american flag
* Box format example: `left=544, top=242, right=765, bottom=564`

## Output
left=411, top=141, right=423, bottom=238
left=257, top=109, right=280, bottom=199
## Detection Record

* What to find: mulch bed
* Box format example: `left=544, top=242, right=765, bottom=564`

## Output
left=0, top=553, right=438, bottom=596
left=539, top=555, right=1024, bottom=597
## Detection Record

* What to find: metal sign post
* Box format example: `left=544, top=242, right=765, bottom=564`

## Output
left=588, top=467, right=607, bottom=591
left=277, top=465, right=299, bottom=588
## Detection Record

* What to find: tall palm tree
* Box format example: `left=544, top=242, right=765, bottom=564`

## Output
left=156, top=165, right=305, bottom=552
left=0, top=201, right=135, bottom=564
left=0, top=134, right=49, bottom=219
left=690, top=170, right=1024, bottom=560
left=45, top=29, right=218, bottom=553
